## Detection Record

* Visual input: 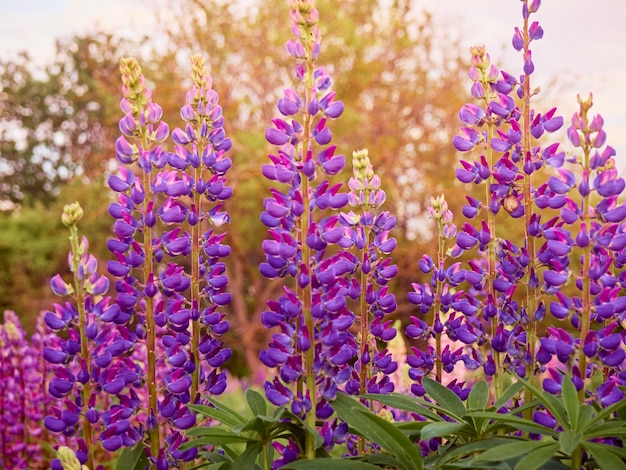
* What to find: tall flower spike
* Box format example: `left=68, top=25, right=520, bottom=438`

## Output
left=108, top=57, right=170, bottom=465
left=341, top=149, right=398, bottom=455
left=260, top=0, right=352, bottom=461
left=167, top=53, right=233, bottom=405
left=407, top=195, right=476, bottom=410
left=44, top=202, right=118, bottom=468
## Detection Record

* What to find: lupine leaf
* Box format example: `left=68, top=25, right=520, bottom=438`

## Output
left=493, top=381, right=524, bottom=410
left=515, top=378, right=568, bottom=428
left=584, top=442, right=626, bottom=468
left=420, top=421, right=469, bottom=441
left=115, top=443, right=149, bottom=470
left=188, top=403, right=247, bottom=428
left=332, top=392, right=423, bottom=470
left=428, top=438, right=518, bottom=467
left=360, top=392, right=443, bottom=421
left=231, top=442, right=262, bottom=469
left=422, top=377, right=466, bottom=420
left=284, top=459, right=383, bottom=469
left=246, top=388, right=267, bottom=417
left=584, top=421, right=626, bottom=439
left=182, top=428, right=257, bottom=447
left=558, top=430, right=580, bottom=455
left=471, top=411, right=558, bottom=438
left=237, top=416, right=273, bottom=434
left=585, top=397, right=626, bottom=429
left=474, top=440, right=552, bottom=462
left=576, top=404, right=593, bottom=431
left=560, top=375, right=579, bottom=431
left=468, top=381, right=489, bottom=411
left=513, top=442, right=560, bottom=470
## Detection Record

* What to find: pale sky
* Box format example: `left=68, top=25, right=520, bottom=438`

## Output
left=1, top=0, right=625, bottom=169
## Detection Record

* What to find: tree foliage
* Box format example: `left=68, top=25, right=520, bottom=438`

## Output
left=1, top=0, right=472, bottom=374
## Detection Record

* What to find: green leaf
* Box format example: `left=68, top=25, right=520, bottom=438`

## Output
left=493, top=381, right=525, bottom=410
left=332, top=393, right=423, bottom=470
left=237, top=416, right=272, bottom=435
left=475, top=440, right=552, bottom=463
left=284, top=459, right=383, bottom=469
left=420, top=421, right=468, bottom=441
left=181, top=429, right=257, bottom=449
left=430, top=438, right=516, bottom=467
left=516, top=378, right=568, bottom=429
left=471, top=412, right=558, bottom=438
left=557, top=430, right=580, bottom=456
left=584, top=442, right=626, bottom=469
left=560, top=375, right=579, bottom=432
left=115, top=443, right=149, bottom=470
left=584, top=421, right=626, bottom=439
left=360, top=392, right=443, bottom=422
left=231, top=442, right=262, bottom=469
left=422, top=377, right=466, bottom=419
left=246, top=388, right=267, bottom=417
left=577, top=404, right=593, bottom=431
left=468, top=381, right=489, bottom=411
left=586, top=396, right=626, bottom=429
left=188, top=404, right=246, bottom=428
left=513, top=442, right=559, bottom=470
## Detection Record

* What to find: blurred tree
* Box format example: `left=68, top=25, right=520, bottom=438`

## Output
left=155, top=0, right=472, bottom=376
left=0, top=34, right=144, bottom=206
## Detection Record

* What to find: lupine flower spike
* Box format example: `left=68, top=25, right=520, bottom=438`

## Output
left=260, top=0, right=350, bottom=461
left=44, top=202, right=117, bottom=468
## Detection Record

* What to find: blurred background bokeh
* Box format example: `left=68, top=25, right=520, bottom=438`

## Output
left=0, top=0, right=624, bottom=376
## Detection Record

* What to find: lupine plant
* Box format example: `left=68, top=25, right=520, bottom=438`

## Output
left=1, top=0, right=626, bottom=469
left=259, top=0, right=354, bottom=461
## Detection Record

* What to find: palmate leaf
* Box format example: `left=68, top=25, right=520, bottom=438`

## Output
left=245, top=388, right=267, bottom=417
left=560, top=375, right=579, bottom=432
left=231, top=442, right=262, bottom=469
left=422, top=377, right=466, bottom=420
left=513, top=376, right=569, bottom=427
left=584, top=420, right=626, bottom=440
left=181, top=428, right=257, bottom=450
left=493, top=381, right=525, bottom=410
left=420, top=422, right=469, bottom=441
left=584, top=442, right=626, bottom=469
left=474, top=440, right=557, bottom=464
left=470, top=411, right=558, bottom=438
left=426, top=438, right=518, bottom=468
left=115, top=443, right=149, bottom=470
left=360, top=392, right=444, bottom=422
left=284, top=459, right=384, bottom=469
left=188, top=403, right=247, bottom=428
left=467, top=381, right=489, bottom=411
left=331, top=392, right=423, bottom=470
left=513, top=442, right=560, bottom=470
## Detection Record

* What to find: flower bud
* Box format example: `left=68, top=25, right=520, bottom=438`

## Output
left=62, top=202, right=84, bottom=227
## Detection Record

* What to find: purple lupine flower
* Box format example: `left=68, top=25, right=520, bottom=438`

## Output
left=406, top=195, right=482, bottom=395
left=42, top=202, right=123, bottom=468
left=260, top=0, right=373, bottom=458
left=105, top=54, right=233, bottom=466
left=341, top=150, right=398, bottom=410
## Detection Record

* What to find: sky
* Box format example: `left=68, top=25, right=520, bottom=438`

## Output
left=1, top=0, right=625, bottom=169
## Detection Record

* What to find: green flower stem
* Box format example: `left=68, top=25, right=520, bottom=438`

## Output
left=577, top=97, right=593, bottom=402
left=520, top=3, right=538, bottom=409
left=190, top=144, right=203, bottom=405
left=434, top=226, right=445, bottom=383
left=143, top=168, right=160, bottom=464
left=481, top=92, right=503, bottom=401
left=68, top=221, right=95, bottom=470
left=301, top=44, right=317, bottom=461
left=358, top=226, right=372, bottom=455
